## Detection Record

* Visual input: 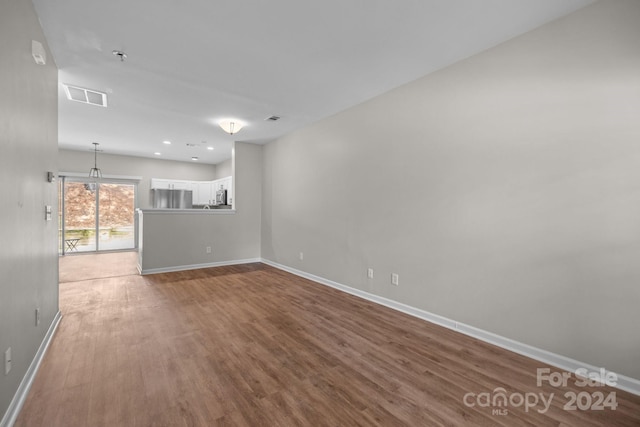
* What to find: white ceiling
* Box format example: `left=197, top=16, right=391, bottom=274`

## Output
left=33, top=0, right=593, bottom=165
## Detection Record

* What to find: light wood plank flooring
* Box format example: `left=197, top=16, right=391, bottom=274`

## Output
left=59, top=251, right=139, bottom=283
left=16, top=263, right=640, bottom=426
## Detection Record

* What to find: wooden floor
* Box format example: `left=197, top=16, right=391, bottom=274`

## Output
left=16, top=263, right=640, bottom=426
left=59, top=251, right=139, bottom=283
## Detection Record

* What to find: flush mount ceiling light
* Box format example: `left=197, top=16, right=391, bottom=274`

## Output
left=219, top=119, right=245, bottom=135
left=89, top=142, right=103, bottom=179
left=162, top=140, right=171, bottom=145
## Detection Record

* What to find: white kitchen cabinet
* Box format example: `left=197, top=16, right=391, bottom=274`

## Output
left=150, top=178, right=171, bottom=189
left=172, top=181, right=192, bottom=190
left=195, top=181, right=215, bottom=205
left=150, top=178, right=193, bottom=190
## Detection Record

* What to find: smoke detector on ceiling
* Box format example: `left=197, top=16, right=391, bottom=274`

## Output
left=62, top=84, right=108, bottom=107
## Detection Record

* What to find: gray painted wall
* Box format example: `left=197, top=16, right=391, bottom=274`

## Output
left=140, top=142, right=261, bottom=271
left=261, top=0, right=640, bottom=380
left=214, top=157, right=233, bottom=180
left=59, top=149, right=218, bottom=208
left=0, top=0, right=59, bottom=419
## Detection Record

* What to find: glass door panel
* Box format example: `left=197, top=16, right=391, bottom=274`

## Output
left=98, top=183, right=135, bottom=250
left=60, top=179, right=137, bottom=254
left=63, top=181, right=97, bottom=252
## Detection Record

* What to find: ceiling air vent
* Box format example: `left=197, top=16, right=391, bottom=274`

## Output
left=265, top=115, right=280, bottom=121
left=63, top=84, right=108, bottom=107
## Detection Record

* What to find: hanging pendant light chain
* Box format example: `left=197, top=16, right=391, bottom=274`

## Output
left=89, top=142, right=103, bottom=179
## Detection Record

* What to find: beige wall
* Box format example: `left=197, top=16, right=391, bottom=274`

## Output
left=214, top=157, right=233, bottom=180
left=139, top=142, right=261, bottom=271
left=59, top=149, right=218, bottom=208
left=261, top=0, right=640, bottom=379
left=0, top=0, right=59, bottom=420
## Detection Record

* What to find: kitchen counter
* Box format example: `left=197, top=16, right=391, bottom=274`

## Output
left=193, top=205, right=233, bottom=210
left=136, top=207, right=258, bottom=276
left=138, top=208, right=235, bottom=215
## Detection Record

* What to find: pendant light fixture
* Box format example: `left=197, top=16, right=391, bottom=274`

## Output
left=89, top=142, right=103, bottom=179
left=219, top=119, right=245, bottom=135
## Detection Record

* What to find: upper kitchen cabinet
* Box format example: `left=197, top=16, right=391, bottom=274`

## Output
left=216, top=176, right=232, bottom=192
left=150, top=178, right=194, bottom=190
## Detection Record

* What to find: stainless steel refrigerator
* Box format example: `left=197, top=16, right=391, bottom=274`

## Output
left=151, top=189, right=193, bottom=209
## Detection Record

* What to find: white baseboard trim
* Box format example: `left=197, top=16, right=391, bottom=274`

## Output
left=260, top=259, right=640, bottom=397
left=1, top=311, right=62, bottom=427
left=140, top=258, right=262, bottom=275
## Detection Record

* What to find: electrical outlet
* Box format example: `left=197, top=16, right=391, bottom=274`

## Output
left=367, top=268, right=374, bottom=279
left=206, top=246, right=212, bottom=254
left=36, top=308, right=41, bottom=326
left=299, top=252, right=304, bottom=260
left=391, top=273, right=399, bottom=286
left=4, top=347, right=11, bottom=375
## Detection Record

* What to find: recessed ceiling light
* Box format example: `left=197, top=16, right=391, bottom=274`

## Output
left=154, top=152, right=161, bottom=156
left=163, top=140, right=171, bottom=145
left=191, top=157, right=198, bottom=161
left=207, top=147, right=214, bottom=151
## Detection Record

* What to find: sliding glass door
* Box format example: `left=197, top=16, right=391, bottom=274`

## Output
left=60, top=178, right=137, bottom=254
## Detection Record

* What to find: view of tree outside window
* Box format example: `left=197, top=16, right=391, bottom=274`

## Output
left=60, top=180, right=136, bottom=253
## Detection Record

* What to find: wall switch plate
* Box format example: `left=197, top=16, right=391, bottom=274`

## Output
left=206, top=246, right=212, bottom=254
left=391, top=273, right=399, bottom=286
left=299, top=252, right=304, bottom=260
left=4, top=348, right=11, bottom=375
left=45, top=205, right=52, bottom=221
left=36, top=308, right=41, bottom=326
left=367, top=268, right=374, bottom=279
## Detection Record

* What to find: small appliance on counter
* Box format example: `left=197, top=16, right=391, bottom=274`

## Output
left=215, top=189, right=227, bottom=206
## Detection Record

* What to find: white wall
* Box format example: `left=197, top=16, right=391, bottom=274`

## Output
left=261, top=0, right=640, bottom=380
left=59, top=149, right=220, bottom=208
left=0, top=0, right=59, bottom=420
left=139, top=142, right=261, bottom=272
left=214, top=157, right=233, bottom=180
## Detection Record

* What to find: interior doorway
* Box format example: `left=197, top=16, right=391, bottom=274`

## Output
left=59, top=177, right=137, bottom=254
